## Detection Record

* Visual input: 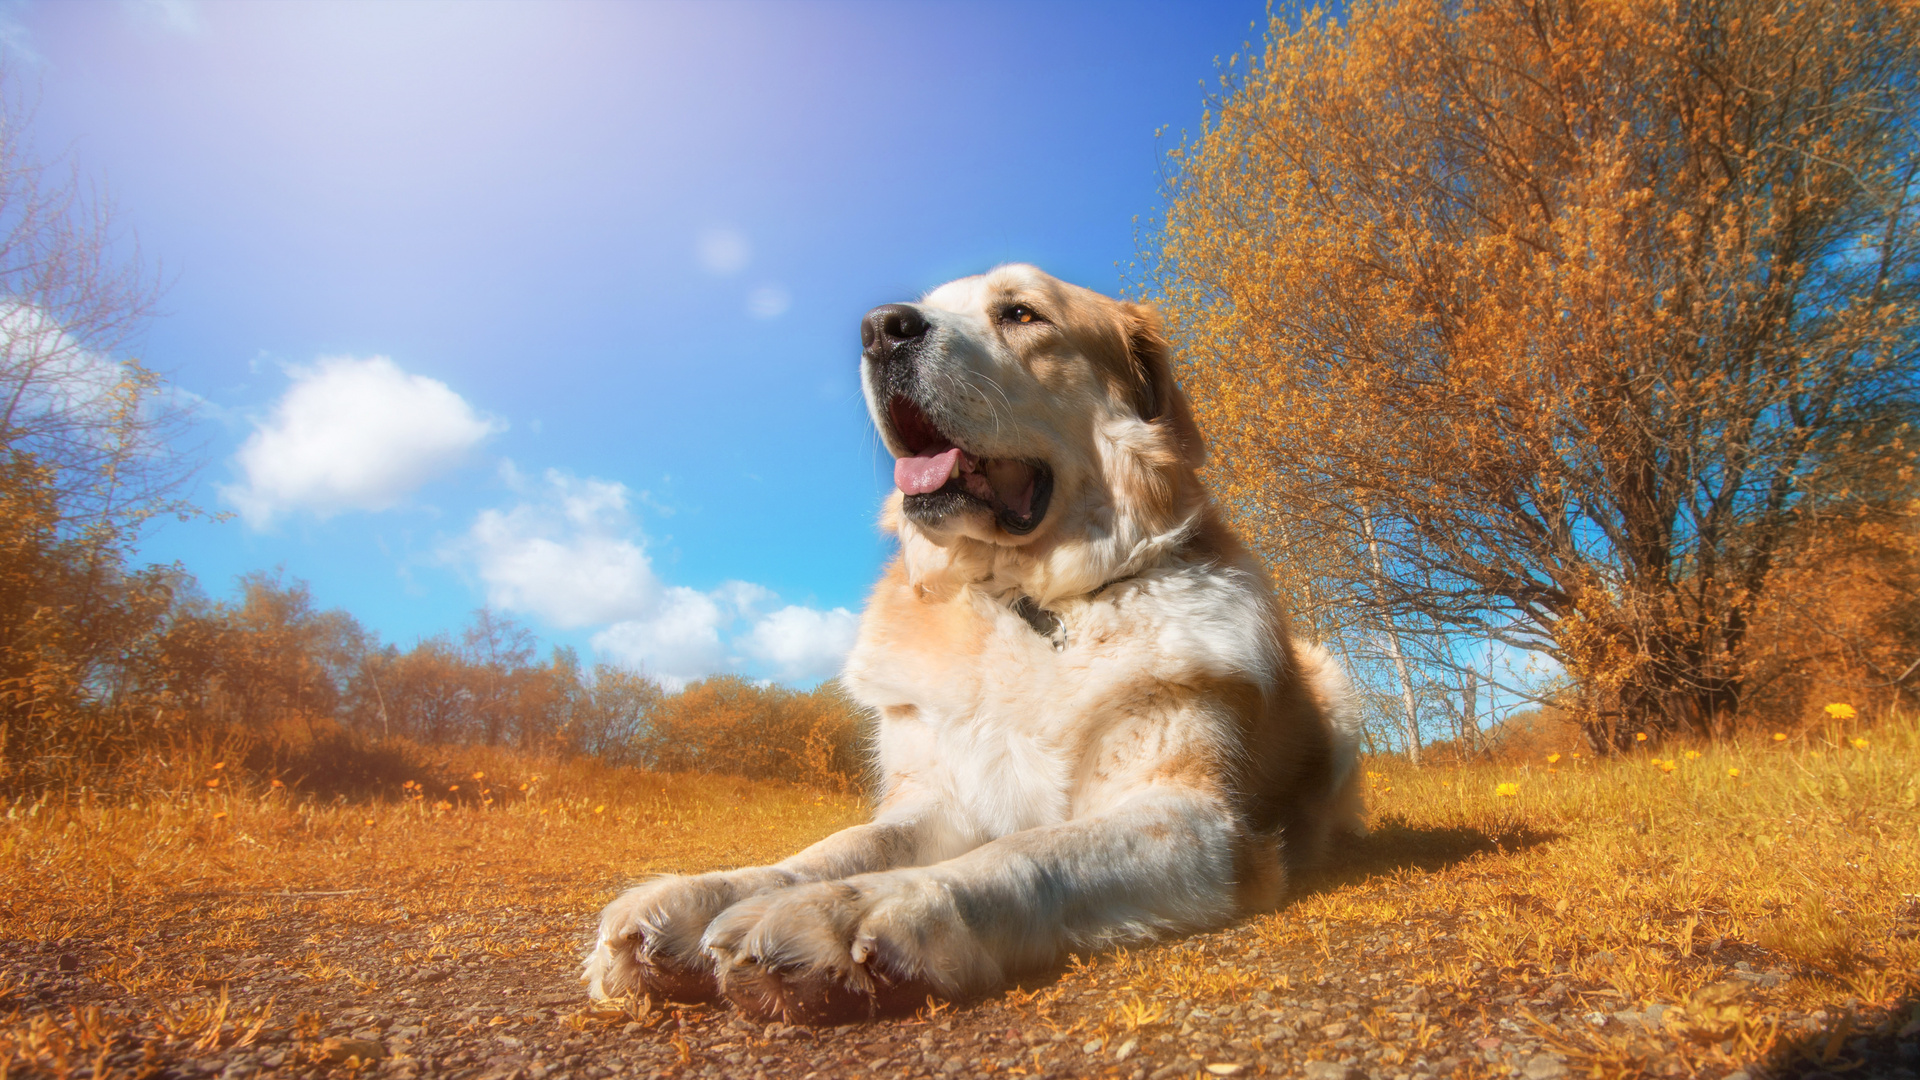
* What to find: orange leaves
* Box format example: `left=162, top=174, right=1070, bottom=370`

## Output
left=633, top=675, right=864, bottom=791
left=1147, top=0, right=1920, bottom=745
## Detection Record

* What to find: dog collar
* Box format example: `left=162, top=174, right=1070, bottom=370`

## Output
left=1009, top=595, right=1064, bottom=647
left=1008, top=572, right=1140, bottom=651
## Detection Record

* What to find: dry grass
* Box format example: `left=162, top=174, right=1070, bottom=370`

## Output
left=1059, top=711, right=1920, bottom=1076
left=2, top=715, right=1915, bottom=1078
left=1333, top=715, right=1916, bottom=1074
left=0, top=747, right=866, bottom=1075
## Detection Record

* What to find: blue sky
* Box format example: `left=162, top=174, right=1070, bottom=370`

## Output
left=10, top=0, right=1271, bottom=686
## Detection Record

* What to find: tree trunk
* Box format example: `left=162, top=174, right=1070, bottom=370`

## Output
left=1362, top=510, right=1421, bottom=764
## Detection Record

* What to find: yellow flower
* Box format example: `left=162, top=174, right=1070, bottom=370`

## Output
left=1851, top=737, right=1869, bottom=749
left=205, top=778, right=220, bottom=788
left=1547, top=753, right=1562, bottom=764
left=1657, top=759, right=1677, bottom=773
left=1683, top=749, right=1701, bottom=760
left=448, top=784, right=459, bottom=792
left=1496, top=782, right=1519, bottom=798
left=1772, top=732, right=1787, bottom=742
left=1635, top=732, right=1648, bottom=742
left=270, top=779, right=284, bottom=788
left=1823, top=703, right=1857, bottom=721
left=519, top=783, right=529, bottom=791
left=1728, top=767, right=1740, bottom=778
left=593, top=805, right=607, bottom=815
left=472, top=771, right=486, bottom=781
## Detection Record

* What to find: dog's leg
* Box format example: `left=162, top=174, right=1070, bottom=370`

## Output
left=701, top=787, right=1243, bottom=1024
left=582, top=819, right=930, bottom=1002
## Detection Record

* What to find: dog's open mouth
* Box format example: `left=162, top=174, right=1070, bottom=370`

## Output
left=887, top=395, right=1052, bottom=535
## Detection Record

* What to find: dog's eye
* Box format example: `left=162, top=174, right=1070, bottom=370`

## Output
left=1002, top=305, right=1043, bottom=325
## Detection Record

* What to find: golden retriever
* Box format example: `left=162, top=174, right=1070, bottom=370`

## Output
left=583, top=264, right=1363, bottom=1023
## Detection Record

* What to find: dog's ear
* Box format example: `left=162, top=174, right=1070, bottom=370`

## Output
left=1121, top=301, right=1207, bottom=468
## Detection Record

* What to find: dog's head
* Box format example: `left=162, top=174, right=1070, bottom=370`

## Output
left=861, top=264, right=1207, bottom=601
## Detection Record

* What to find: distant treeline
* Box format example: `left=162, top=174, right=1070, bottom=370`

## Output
left=1, top=452, right=864, bottom=796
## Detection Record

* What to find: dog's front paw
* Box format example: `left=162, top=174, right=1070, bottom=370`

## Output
left=583, top=870, right=786, bottom=1003
left=701, top=873, right=1000, bottom=1025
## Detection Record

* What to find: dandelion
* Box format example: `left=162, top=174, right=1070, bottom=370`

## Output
left=1657, top=759, right=1677, bottom=774
left=1635, top=732, right=1648, bottom=742
left=1824, top=703, right=1857, bottom=721
left=1773, top=732, right=1787, bottom=742
left=1851, top=737, right=1869, bottom=749
left=1496, top=782, right=1519, bottom=798
left=1547, top=753, right=1561, bottom=764
left=1683, top=750, right=1701, bottom=760
left=1728, top=767, right=1741, bottom=778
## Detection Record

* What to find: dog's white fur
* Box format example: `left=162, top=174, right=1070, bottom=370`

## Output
left=584, top=265, right=1363, bottom=1023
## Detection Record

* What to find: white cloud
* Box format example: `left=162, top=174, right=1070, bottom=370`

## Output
left=746, top=284, right=790, bottom=319
left=458, top=470, right=834, bottom=688
left=466, top=476, right=658, bottom=628
left=740, top=605, right=860, bottom=681
left=696, top=228, right=750, bottom=275
left=592, top=588, right=729, bottom=691
left=0, top=301, right=131, bottom=429
left=225, top=356, right=502, bottom=527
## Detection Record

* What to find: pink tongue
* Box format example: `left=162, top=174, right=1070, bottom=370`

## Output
left=895, top=447, right=962, bottom=494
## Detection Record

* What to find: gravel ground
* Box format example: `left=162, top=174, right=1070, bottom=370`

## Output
left=4, top=873, right=1915, bottom=1080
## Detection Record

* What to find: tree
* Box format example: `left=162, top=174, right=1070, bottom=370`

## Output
left=460, top=607, right=537, bottom=746
left=0, top=84, right=195, bottom=556
left=562, top=662, right=664, bottom=766
left=1150, top=0, right=1919, bottom=747
left=0, top=71, right=210, bottom=792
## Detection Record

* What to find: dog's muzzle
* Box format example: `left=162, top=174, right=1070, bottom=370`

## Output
left=859, top=303, right=1053, bottom=536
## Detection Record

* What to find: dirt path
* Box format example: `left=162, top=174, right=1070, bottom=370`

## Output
left=5, top=835, right=1914, bottom=1080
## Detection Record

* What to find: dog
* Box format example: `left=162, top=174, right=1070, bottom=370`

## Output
left=583, top=264, right=1364, bottom=1024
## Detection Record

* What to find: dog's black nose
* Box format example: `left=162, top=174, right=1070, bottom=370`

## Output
left=862, top=304, right=928, bottom=354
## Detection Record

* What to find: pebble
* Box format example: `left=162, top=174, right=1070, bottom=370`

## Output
left=1523, top=1052, right=1570, bottom=1079
left=317, top=1036, right=387, bottom=1063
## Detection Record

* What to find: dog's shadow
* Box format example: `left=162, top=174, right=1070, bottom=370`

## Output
left=1752, top=984, right=1919, bottom=1078
left=991, top=819, right=1555, bottom=1003
left=1294, top=815, right=1558, bottom=897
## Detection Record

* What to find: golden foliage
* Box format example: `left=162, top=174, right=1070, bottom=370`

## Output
left=1149, top=0, right=1920, bottom=744
left=641, top=675, right=868, bottom=792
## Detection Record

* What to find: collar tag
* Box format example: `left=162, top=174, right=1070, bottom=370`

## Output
left=1010, top=595, right=1068, bottom=651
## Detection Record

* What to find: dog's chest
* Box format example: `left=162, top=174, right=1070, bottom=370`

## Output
left=854, top=582, right=1218, bottom=844
left=846, top=563, right=1275, bottom=844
